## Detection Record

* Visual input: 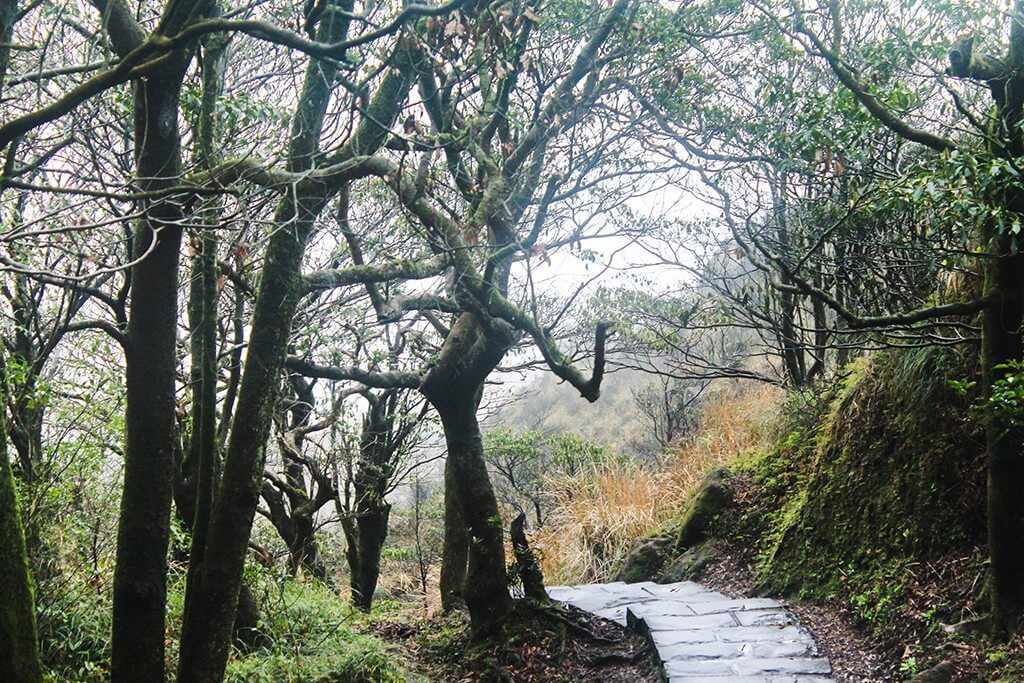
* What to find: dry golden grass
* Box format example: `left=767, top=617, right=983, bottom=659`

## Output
left=667, top=382, right=783, bottom=492
left=533, top=382, right=782, bottom=585
left=533, top=463, right=682, bottom=584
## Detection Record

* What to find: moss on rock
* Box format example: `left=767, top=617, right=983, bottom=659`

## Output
left=614, top=535, right=673, bottom=583
left=675, top=467, right=734, bottom=554
left=659, top=543, right=715, bottom=583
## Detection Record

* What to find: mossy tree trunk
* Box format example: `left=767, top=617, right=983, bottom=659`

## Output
left=260, top=477, right=330, bottom=582
left=976, top=6, right=1024, bottom=637
left=343, top=390, right=406, bottom=611
left=112, top=79, right=186, bottom=683
left=177, top=240, right=266, bottom=644
left=439, top=455, right=468, bottom=611
left=422, top=314, right=515, bottom=638
left=108, top=0, right=210, bottom=675
left=6, top=279, right=44, bottom=484
left=177, top=18, right=268, bottom=650
left=980, top=247, right=1024, bottom=637
left=433, top=394, right=513, bottom=637
left=510, top=513, right=549, bottom=604
left=0, top=359, right=42, bottom=682
left=285, top=375, right=331, bottom=580
left=260, top=374, right=332, bottom=582
left=0, top=7, right=42, bottom=674
left=981, top=26, right=1024, bottom=631
left=342, top=503, right=390, bottom=611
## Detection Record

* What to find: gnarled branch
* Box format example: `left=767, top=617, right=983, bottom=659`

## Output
left=301, top=256, right=448, bottom=295
left=474, top=283, right=612, bottom=402
left=285, top=356, right=422, bottom=389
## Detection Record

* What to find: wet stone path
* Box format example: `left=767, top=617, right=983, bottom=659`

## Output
left=548, top=581, right=835, bottom=683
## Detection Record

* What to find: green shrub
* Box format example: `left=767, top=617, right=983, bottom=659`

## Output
left=37, top=573, right=112, bottom=682
left=224, top=575, right=409, bottom=683
left=38, top=563, right=408, bottom=682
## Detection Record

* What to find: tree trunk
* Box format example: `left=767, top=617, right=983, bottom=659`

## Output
left=345, top=499, right=390, bottom=611
left=289, top=513, right=328, bottom=581
left=233, top=582, right=265, bottom=651
left=175, top=184, right=315, bottom=683
left=439, top=455, right=468, bottom=611
left=8, top=277, right=46, bottom=554
left=981, top=247, right=1024, bottom=638
left=176, top=18, right=412, bottom=679
left=422, top=314, right=516, bottom=637
left=983, top=14, right=1024, bottom=635
left=261, top=376, right=332, bottom=583
left=111, top=70, right=187, bottom=683
left=433, top=396, right=513, bottom=637
left=342, top=391, right=406, bottom=611
left=261, top=480, right=329, bottom=582
left=181, top=231, right=219, bottom=549
left=510, top=512, right=548, bottom=604
left=178, top=12, right=226, bottom=560
left=0, top=364, right=42, bottom=683
left=178, top=227, right=268, bottom=650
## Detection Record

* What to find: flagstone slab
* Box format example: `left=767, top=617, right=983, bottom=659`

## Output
left=550, top=581, right=834, bottom=682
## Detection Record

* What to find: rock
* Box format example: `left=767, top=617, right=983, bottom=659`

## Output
left=909, top=661, right=954, bottom=683
left=614, top=535, right=673, bottom=582
left=659, top=543, right=714, bottom=583
left=939, top=614, right=989, bottom=636
left=675, top=467, right=733, bottom=552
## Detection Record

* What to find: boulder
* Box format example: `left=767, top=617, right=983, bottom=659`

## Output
left=909, top=661, right=954, bottom=683
left=659, top=542, right=714, bottom=583
left=675, top=467, right=733, bottom=552
left=614, top=535, right=673, bottom=583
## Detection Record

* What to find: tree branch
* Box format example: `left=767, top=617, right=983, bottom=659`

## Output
left=301, top=256, right=448, bottom=295
left=474, top=283, right=612, bottom=401
left=64, top=319, right=127, bottom=347
left=378, top=293, right=460, bottom=322
left=796, top=17, right=955, bottom=153
left=285, top=356, right=422, bottom=389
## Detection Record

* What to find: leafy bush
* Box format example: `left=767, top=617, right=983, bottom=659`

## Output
left=38, top=560, right=408, bottom=682
left=38, top=573, right=112, bottom=682
left=223, top=573, right=408, bottom=683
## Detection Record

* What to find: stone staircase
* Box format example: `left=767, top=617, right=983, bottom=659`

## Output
left=548, top=581, right=835, bottom=682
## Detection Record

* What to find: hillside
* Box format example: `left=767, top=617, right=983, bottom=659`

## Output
left=613, top=345, right=1024, bottom=681
left=489, top=367, right=661, bottom=455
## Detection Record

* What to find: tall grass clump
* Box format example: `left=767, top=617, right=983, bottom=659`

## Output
left=668, top=382, right=782, bottom=491
left=534, top=462, right=683, bottom=583
left=534, top=382, right=782, bottom=584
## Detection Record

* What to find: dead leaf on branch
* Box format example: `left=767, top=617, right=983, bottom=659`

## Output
left=444, top=17, right=466, bottom=38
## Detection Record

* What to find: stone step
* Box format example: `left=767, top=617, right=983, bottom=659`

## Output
left=550, top=581, right=834, bottom=683
left=663, top=657, right=833, bottom=677
left=668, top=678, right=836, bottom=683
